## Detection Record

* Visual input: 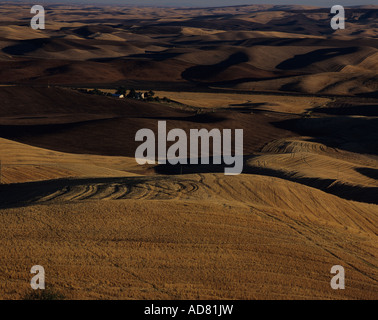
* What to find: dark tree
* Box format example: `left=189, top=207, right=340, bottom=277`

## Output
left=127, top=88, right=137, bottom=98
left=116, top=86, right=127, bottom=96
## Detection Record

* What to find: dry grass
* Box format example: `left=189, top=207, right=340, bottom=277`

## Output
left=0, top=173, right=377, bottom=299
left=0, top=138, right=143, bottom=184
left=249, top=137, right=378, bottom=188
left=154, top=91, right=330, bottom=114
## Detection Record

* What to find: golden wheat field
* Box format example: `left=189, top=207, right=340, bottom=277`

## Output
left=0, top=93, right=377, bottom=300
left=0, top=3, right=378, bottom=301
left=1, top=173, right=377, bottom=300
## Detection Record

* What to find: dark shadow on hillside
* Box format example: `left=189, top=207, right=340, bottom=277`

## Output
left=139, top=113, right=227, bottom=123
left=199, top=73, right=300, bottom=87
left=182, top=52, right=249, bottom=82
left=70, top=25, right=116, bottom=38
left=315, top=105, right=378, bottom=117
left=127, top=52, right=182, bottom=61
left=355, top=167, right=378, bottom=181
left=272, top=116, right=378, bottom=156
left=0, top=119, right=114, bottom=138
left=154, top=158, right=378, bottom=205
left=226, top=103, right=280, bottom=113
left=1, top=159, right=377, bottom=209
left=3, top=38, right=95, bottom=56
left=0, top=176, right=151, bottom=209
left=276, top=47, right=359, bottom=70
left=356, top=91, right=378, bottom=99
